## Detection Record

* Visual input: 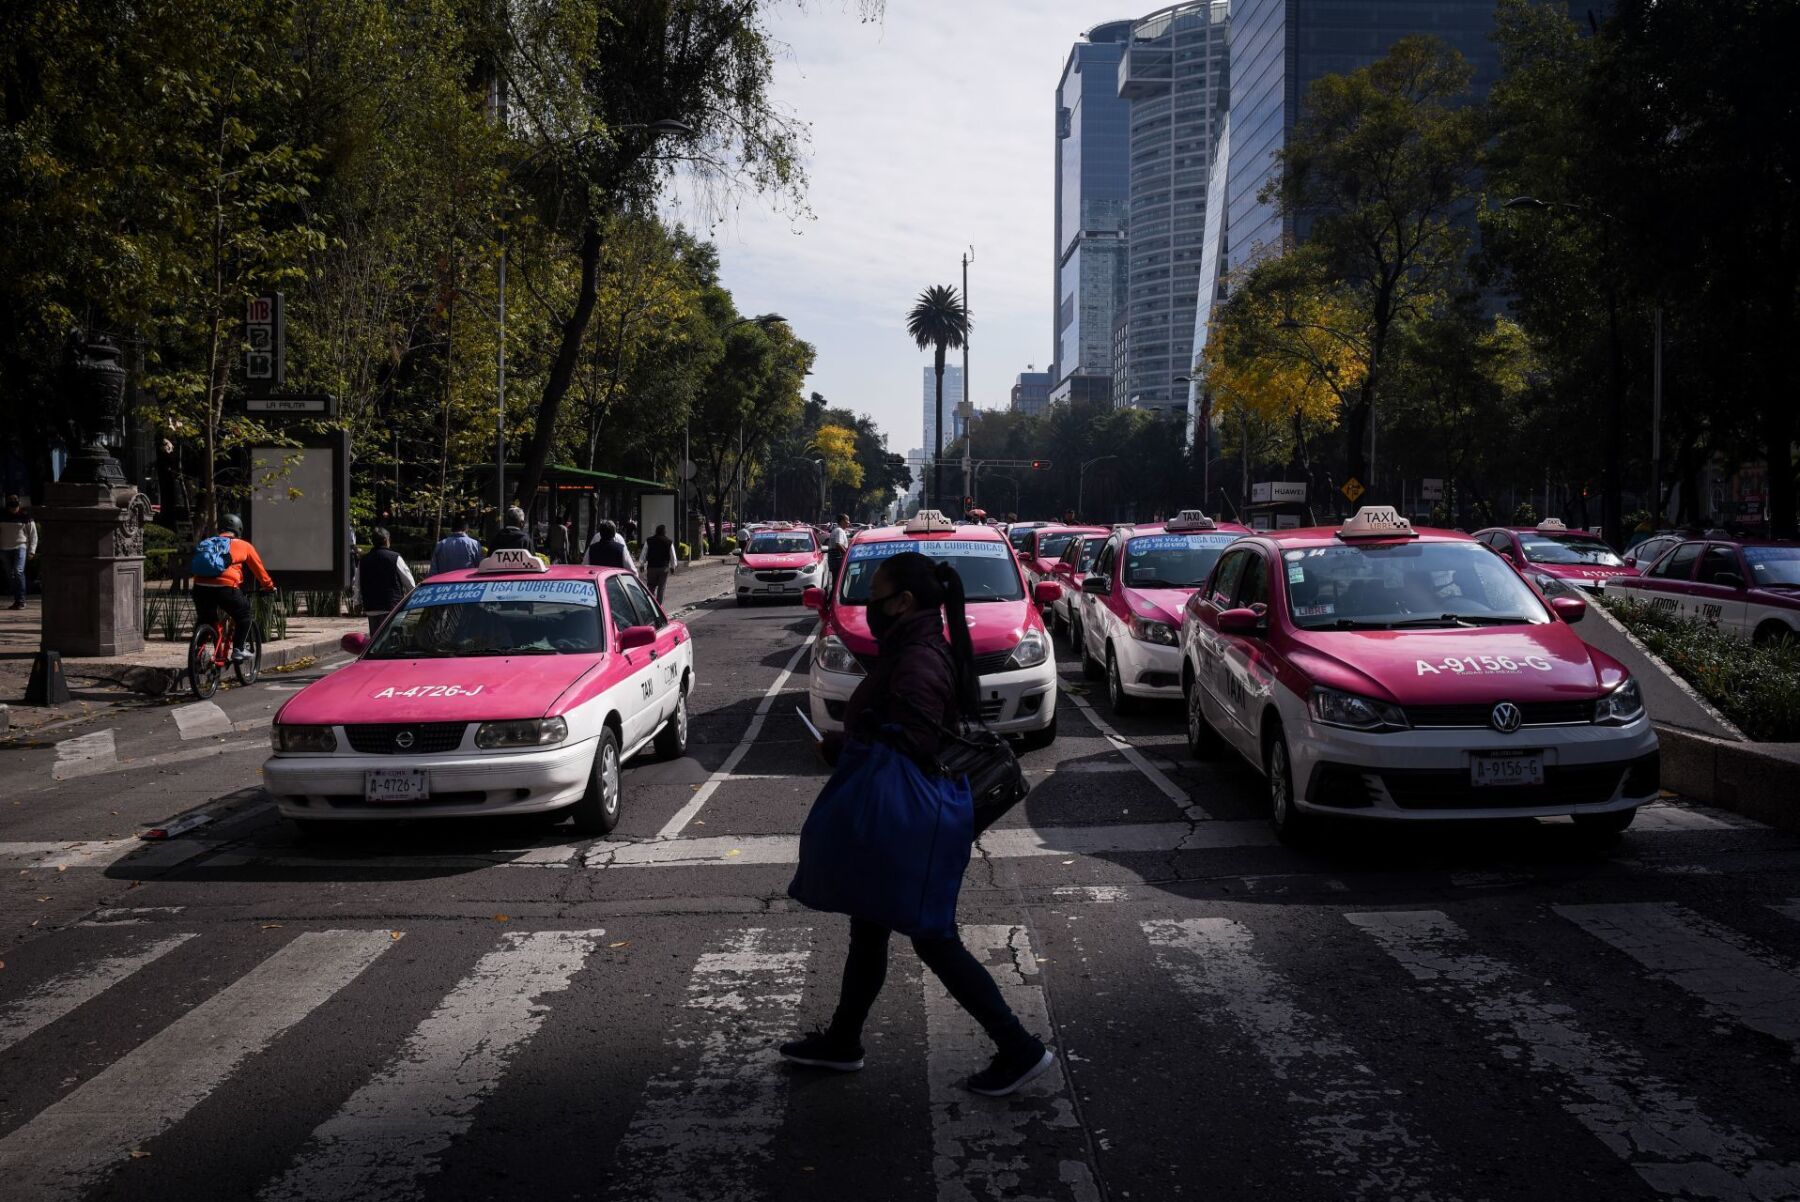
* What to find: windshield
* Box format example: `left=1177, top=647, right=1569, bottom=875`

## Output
left=1007, top=526, right=1040, bottom=552
left=747, top=534, right=813, bottom=555
left=1036, top=532, right=1079, bottom=560
left=1124, top=533, right=1239, bottom=588
left=836, top=538, right=1024, bottom=604
left=1521, top=534, right=1624, bottom=567
left=1284, top=542, right=1551, bottom=629
left=1745, top=545, right=1800, bottom=586
left=369, top=580, right=602, bottom=657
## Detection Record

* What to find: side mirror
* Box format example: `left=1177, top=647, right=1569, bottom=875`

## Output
left=1549, top=595, right=1587, bottom=624
left=1082, top=574, right=1111, bottom=596
left=1714, top=571, right=1745, bottom=589
left=1218, top=607, right=1264, bottom=636
left=617, top=624, right=657, bottom=651
left=802, top=586, right=825, bottom=611
left=1033, top=580, right=1063, bottom=605
left=340, top=631, right=370, bottom=655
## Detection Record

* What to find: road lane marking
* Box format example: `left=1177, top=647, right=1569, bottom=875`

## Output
left=1058, top=691, right=1201, bottom=817
left=51, top=729, right=117, bottom=779
left=0, top=929, right=396, bottom=1202
left=171, top=700, right=234, bottom=740
left=604, top=927, right=809, bottom=1202
left=1144, top=918, right=1449, bottom=1200
left=925, top=924, right=1100, bottom=1202
left=0, top=840, right=141, bottom=868
left=655, top=632, right=815, bottom=840
left=1633, top=804, right=1737, bottom=832
left=1348, top=909, right=1800, bottom=1200
left=1556, top=902, right=1800, bottom=1053
left=0, top=934, right=196, bottom=1055
left=259, top=929, right=602, bottom=1202
left=79, top=906, right=189, bottom=926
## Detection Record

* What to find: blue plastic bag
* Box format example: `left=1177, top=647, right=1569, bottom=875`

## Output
left=788, top=737, right=974, bottom=938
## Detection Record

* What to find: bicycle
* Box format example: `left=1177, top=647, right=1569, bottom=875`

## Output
left=188, top=592, right=268, bottom=700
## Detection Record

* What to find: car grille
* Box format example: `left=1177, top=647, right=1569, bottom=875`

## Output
left=855, top=646, right=1019, bottom=676
left=1407, top=700, right=1595, bottom=729
left=755, top=571, right=797, bottom=582
left=1377, top=763, right=1627, bottom=810
left=343, top=723, right=467, bottom=755
left=979, top=697, right=1006, bottom=721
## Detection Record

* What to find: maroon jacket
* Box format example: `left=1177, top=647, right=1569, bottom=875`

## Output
left=836, top=609, right=963, bottom=764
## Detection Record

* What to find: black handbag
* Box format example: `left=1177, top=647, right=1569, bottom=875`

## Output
left=936, top=718, right=1030, bottom=835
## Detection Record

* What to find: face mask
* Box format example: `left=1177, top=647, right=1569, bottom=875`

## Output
left=867, top=595, right=903, bottom=642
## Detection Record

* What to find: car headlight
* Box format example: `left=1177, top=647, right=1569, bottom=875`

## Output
left=1127, top=615, right=1178, bottom=645
left=1007, top=629, right=1049, bottom=670
left=815, top=634, right=865, bottom=676
left=1307, top=686, right=1409, bottom=732
left=272, top=724, right=337, bottom=753
left=474, top=717, right=568, bottom=749
left=1593, top=678, right=1644, bottom=725
left=798, top=561, right=820, bottom=575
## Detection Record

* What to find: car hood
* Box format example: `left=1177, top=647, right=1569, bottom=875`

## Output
left=1286, top=622, right=1622, bottom=706
left=740, top=552, right=818, bottom=569
left=828, top=602, right=1034, bottom=656
left=276, top=656, right=601, bottom=724
left=1120, top=586, right=1195, bottom=628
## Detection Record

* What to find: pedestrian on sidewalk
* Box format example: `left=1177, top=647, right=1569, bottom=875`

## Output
left=0, top=495, right=37, bottom=609
left=430, top=515, right=483, bottom=576
left=642, top=524, right=676, bottom=603
left=826, top=513, right=850, bottom=587
left=781, top=551, right=1054, bottom=1097
left=353, top=528, right=415, bottom=634
left=547, top=515, right=573, bottom=565
left=490, top=507, right=534, bottom=553
left=585, top=520, right=638, bottom=573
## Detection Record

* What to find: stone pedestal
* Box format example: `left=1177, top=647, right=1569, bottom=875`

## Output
left=39, top=482, right=151, bottom=657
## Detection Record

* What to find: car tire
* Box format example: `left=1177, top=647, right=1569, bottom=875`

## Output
left=1019, top=714, right=1057, bottom=751
left=1754, top=621, right=1795, bottom=648
left=1265, top=725, right=1314, bottom=845
left=1185, top=677, right=1222, bottom=759
left=1573, top=807, right=1636, bottom=839
left=571, top=727, right=623, bottom=836
left=1078, top=621, right=1102, bottom=681
left=1106, top=646, right=1137, bottom=715
left=654, top=687, right=689, bottom=760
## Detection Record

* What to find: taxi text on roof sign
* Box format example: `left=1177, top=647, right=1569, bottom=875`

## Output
left=904, top=509, right=956, bottom=533
left=1536, top=518, right=1569, bottom=533
left=476, top=548, right=549, bottom=573
left=1164, top=509, right=1217, bottom=532
left=1337, top=506, right=1417, bottom=540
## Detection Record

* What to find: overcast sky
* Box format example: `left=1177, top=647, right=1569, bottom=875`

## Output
left=699, top=0, right=1117, bottom=458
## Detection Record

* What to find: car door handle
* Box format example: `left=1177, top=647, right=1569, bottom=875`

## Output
left=648, top=649, right=658, bottom=660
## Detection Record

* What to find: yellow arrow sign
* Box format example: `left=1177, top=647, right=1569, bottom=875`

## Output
left=1341, top=477, right=1365, bottom=502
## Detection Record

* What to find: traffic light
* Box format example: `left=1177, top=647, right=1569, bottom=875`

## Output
left=1030, top=459, right=1052, bottom=470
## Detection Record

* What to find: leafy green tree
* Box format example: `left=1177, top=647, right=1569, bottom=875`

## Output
left=905, top=284, right=969, bottom=511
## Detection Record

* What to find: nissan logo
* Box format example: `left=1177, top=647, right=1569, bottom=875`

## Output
left=1490, top=702, right=1523, bottom=734
left=395, top=730, right=414, bottom=749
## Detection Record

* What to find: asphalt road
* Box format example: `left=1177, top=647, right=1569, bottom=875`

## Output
left=3, top=588, right=1800, bottom=1202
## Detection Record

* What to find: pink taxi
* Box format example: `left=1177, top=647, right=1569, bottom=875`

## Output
left=1018, top=524, right=1107, bottom=595
left=1179, top=508, right=1659, bottom=842
left=1606, top=537, right=1800, bottom=644
left=1074, top=510, right=1252, bottom=712
left=735, top=524, right=827, bottom=605
left=1475, top=519, right=1633, bottom=592
left=804, top=510, right=1061, bottom=748
left=263, top=549, right=693, bottom=837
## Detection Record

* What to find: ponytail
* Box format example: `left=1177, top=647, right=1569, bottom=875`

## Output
left=934, top=562, right=981, bottom=716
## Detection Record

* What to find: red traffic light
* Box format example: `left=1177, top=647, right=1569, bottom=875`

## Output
left=1030, top=459, right=1052, bottom=470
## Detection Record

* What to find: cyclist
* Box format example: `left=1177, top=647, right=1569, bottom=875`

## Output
left=192, top=514, right=275, bottom=661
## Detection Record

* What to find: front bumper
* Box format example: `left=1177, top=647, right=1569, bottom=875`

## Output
left=1287, top=715, right=1661, bottom=821
left=736, top=569, right=823, bottom=599
left=1112, top=635, right=1184, bottom=698
left=264, top=737, right=597, bottom=821
left=808, top=657, right=1059, bottom=735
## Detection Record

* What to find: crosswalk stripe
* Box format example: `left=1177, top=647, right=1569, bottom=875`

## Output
left=51, top=729, right=117, bottom=779
left=0, top=929, right=397, bottom=1202
left=1347, top=909, right=1800, bottom=1200
left=0, top=839, right=140, bottom=868
left=1556, top=902, right=1800, bottom=1052
left=0, top=933, right=196, bottom=1055
left=171, top=700, right=234, bottom=740
left=258, top=929, right=604, bottom=1202
left=925, top=924, right=1100, bottom=1202
left=604, top=927, right=811, bottom=1201
left=1143, top=918, right=1448, bottom=1199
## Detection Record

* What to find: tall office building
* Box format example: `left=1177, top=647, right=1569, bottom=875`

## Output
left=1052, top=20, right=1133, bottom=405
left=1117, top=2, right=1232, bottom=417
left=1011, top=370, right=1053, bottom=417
left=920, top=363, right=966, bottom=464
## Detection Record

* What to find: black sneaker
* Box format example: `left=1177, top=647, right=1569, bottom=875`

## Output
left=965, top=1041, right=1055, bottom=1097
left=779, top=1028, right=864, bottom=1072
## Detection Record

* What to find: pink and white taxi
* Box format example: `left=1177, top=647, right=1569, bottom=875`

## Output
left=263, top=549, right=693, bottom=836
left=1475, top=519, right=1634, bottom=592
left=804, top=510, right=1061, bottom=748
left=1605, top=537, right=1800, bottom=644
left=1075, top=510, right=1252, bottom=712
left=735, top=524, right=827, bottom=605
left=1179, top=508, right=1659, bottom=842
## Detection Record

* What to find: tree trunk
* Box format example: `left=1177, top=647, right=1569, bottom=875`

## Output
left=931, top=343, right=946, bottom=510
left=1764, top=401, right=1796, bottom=538
left=515, top=220, right=604, bottom=509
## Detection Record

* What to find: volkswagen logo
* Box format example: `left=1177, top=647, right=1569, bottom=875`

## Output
left=395, top=730, right=414, bottom=749
left=1490, top=702, right=1523, bottom=734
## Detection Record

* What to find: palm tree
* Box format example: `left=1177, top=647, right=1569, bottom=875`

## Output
left=906, top=284, right=970, bottom=510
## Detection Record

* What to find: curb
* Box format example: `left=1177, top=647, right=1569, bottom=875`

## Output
left=81, top=631, right=352, bottom=697
left=1654, top=722, right=1800, bottom=835
left=1591, top=599, right=1745, bottom=739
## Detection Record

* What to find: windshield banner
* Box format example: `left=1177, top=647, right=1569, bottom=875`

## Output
left=404, top=580, right=599, bottom=609
left=1129, top=534, right=1237, bottom=552
left=848, top=539, right=1009, bottom=562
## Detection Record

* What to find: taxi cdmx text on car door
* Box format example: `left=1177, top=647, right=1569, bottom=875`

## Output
left=1606, top=536, right=1800, bottom=643
left=264, top=549, right=692, bottom=837
left=1179, top=508, right=1659, bottom=842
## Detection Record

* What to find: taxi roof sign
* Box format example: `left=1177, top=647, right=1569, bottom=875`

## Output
left=1535, top=518, right=1569, bottom=533
left=1164, top=509, right=1217, bottom=532
left=1337, top=506, right=1417, bottom=540
left=904, top=509, right=956, bottom=533
left=475, top=548, right=549, bottom=573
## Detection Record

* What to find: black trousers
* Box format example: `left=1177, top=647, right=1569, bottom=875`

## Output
left=828, top=918, right=1033, bottom=1054
left=192, top=584, right=252, bottom=651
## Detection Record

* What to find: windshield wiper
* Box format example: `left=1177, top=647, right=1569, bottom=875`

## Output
left=1315, top=618, right=1394, bottom=630
left=1388, top=614, right=1533, bottom=628
left=463, top=646, right=560, bottom=655
left=1128, top=579, right=1182, bottom=588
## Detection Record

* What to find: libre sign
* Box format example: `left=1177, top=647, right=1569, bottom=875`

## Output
left=245, top=294, right=285, bottom=385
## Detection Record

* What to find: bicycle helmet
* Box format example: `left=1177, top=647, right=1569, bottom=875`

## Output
left=220, top=513, right=244, bottom=536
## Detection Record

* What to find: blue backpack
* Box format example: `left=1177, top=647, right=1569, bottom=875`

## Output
left=189, top=535, right=233, bottom=577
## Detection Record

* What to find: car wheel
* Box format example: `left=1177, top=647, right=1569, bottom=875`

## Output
left=654, top=687, right=689, bottom=760
left=1078, top=620, right=1102, bottom=680
left=1573, top=807, right=1636, bottom=840
left=571, top=727, right=623, bottom=836
left=1265, top=725, right=1313, bottom=845
left=1019, top=713, right=1057, bottom=751
left=1185, top=677, right=1222, bottom=759
left=1106, top=647, right=1137, bottom=715
left=1754, top=621, right=1795, bottom=648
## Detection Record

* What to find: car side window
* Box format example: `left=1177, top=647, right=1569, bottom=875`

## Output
left=604, top=577, right=637, bottom=637
left=1650, top=542, right=1702, bottom=580
left=1092, top=537, right=1118, bottom=579
left=1234, top=552, right=1269, bottom=613
left=1210, top=549, right=1249, bottom=608
left=1485, top=532, right=1513, bottom=554
left=1696, top=544, right=1741, bottom=586
left=621, top=575, right=668, bottom=628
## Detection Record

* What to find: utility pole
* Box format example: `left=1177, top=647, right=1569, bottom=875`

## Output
left=961, top=246, right=974, bottom=511
left=1651, top=305, right=1663, bottom=523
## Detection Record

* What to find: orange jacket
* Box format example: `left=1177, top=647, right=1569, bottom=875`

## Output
left=196, top=537, right=275, bottom=591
